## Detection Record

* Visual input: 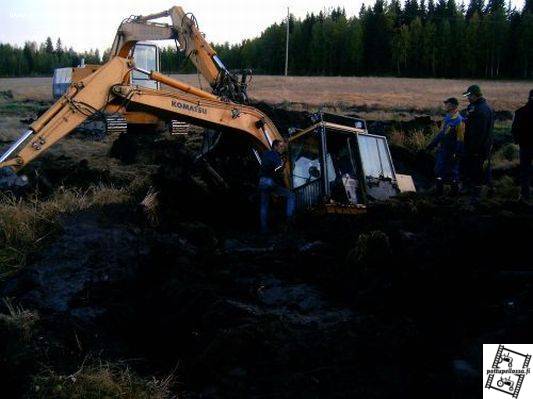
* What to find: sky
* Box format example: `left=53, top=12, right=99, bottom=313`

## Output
left=1, top=0, right=527, bottom=53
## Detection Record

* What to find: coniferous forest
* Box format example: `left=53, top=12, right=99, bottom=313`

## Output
left=0, top=0, right=532, bottom=79
left=0, top=37, right=100, bottom=77
left=167, top=0, right=533, bottom=79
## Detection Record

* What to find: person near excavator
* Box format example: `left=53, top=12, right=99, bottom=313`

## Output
left=461, top=84, right=494, bottom=203
left=258, top=140, right=295, bottom=233
left=427, top=97, right=465, bottom=196
left=511, top=89, right=533, bottom=202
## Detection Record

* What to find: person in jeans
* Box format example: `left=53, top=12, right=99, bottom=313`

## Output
left=259, top=139, right=295, bottom=233
left=426, top=97, right=465, bottom=196
left=511, top=89, right=533, bottom=202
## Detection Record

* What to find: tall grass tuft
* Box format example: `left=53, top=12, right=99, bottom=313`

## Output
left=0, top=298, right=39, bottom=341
left=30, top=362, right=175, bottom=399
left=389, top=128, right=435, bottom=151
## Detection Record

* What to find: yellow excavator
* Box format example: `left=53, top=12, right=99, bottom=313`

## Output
left=0, top=6, right=414, bottom=213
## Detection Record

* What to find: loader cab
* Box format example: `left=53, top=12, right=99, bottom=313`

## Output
left=288, top=113, right=412, bottom=213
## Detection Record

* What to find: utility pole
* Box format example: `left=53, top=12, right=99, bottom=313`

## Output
left=285, top=7, right=289, bottom=76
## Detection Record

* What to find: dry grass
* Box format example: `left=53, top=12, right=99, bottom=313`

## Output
left=492, top=143, right=520, bottom=170
left=139, top=187, right=159, bottom=227
left=389, top=128, right=436, bottom=151
left=0, top=116, right=28, bottom=141
left=31, top=362, right=175, bottom=399
left=0, top=75, right=530, bottom=112
left=0, top=297, right=39, bottom=341
left=244, top=76, right=531, bottom=112
left=0, top=78, right=51, bottom=101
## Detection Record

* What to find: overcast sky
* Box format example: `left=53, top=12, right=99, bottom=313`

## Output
left=1, top=0, right=527, bottom=53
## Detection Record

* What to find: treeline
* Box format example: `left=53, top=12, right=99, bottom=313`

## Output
left=210, top=0, right=533, bottom=78
left=0, top=37, right=100, bottom=77
left=1, top=0, right=532, bottom=79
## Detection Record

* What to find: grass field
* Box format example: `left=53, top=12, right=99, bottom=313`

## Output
left=0, top=75, right=530, bottom=112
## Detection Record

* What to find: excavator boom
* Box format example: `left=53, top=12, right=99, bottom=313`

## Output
left=0, top=57, right=133, bottom=171
left=110, top=6, right=247, bottom=102
left=0, top=55, right=280, bottom=172
left=0, top=6, right=277, bottom=172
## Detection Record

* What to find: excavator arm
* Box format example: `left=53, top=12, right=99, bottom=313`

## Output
left=0, top=57, right=280, bottom=173
left=0, top=57, right=133, bottom=172
left=110, top=6, right=249, bottom=102
left=0, top=6, right=273, bottom=178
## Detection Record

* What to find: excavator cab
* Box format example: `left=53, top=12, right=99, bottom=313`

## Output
left=288, top=113, right=414, bottom=213
left=51, top=42, right=161, bottom=136
left=52, top=42, right=160, bottom=100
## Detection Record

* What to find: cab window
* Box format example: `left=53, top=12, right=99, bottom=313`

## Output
left=357, top=134, right=394, bottom=179
left=132, top=44, right=158, bottom=88
left=289, top=131, right=322, bottom=189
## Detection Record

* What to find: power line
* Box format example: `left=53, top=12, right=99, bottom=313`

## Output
left=285, top=6, right=289, bottom=76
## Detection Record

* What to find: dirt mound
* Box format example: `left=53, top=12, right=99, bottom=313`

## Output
left=109, top=126, right=167, bottom=164
left=31, top=157, right=112, bottom=191
left=364, top=115, right=437, bottom=137
left=152, top=134, right=262, bottom=229
left=494, top=110, right=514, bottom=121
left=1, top=209, right=143, bottom=318
left=251, top=101, right=311, bottom=137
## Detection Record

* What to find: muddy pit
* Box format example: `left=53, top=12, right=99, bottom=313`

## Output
left=1, top=106, right=532, bottom=398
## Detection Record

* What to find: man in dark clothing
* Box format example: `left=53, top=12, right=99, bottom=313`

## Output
left=462, top=84, right=494, bottom=203
left=511, top=90, right=533, bottom=201
left=258, top=139, right=295, bottom=233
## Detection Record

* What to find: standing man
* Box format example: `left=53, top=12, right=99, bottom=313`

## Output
left=511, top=90, right=533, bottom=202
left=462, top=85, right=494, bottom=203
left=259, top=139, right=295, bottom=233
left=427, top=97, right=465, bottom=196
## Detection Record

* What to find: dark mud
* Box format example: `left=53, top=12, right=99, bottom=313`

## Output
left=252, top=102, right=311, bottom=137
left=3, top=190, right=533, bottom=398
left=1, top=105, right=532, bottom=398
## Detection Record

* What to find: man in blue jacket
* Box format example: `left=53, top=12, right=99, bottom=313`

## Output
left=259, top=139, right=295, bottom=233
left=427, top=97, right=465, bottom=196
left=462, top=85, right=494, bottom=203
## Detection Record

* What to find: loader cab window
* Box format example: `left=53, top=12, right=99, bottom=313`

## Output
left=356, top=133, right=398, bottom=200
left=357, top=134, right=394, bottom=179
left=326, top=132, right=362, bottom=205
left=132, top=43, right=160, bottom=89
left=289, top=130, right=322, bottom=189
